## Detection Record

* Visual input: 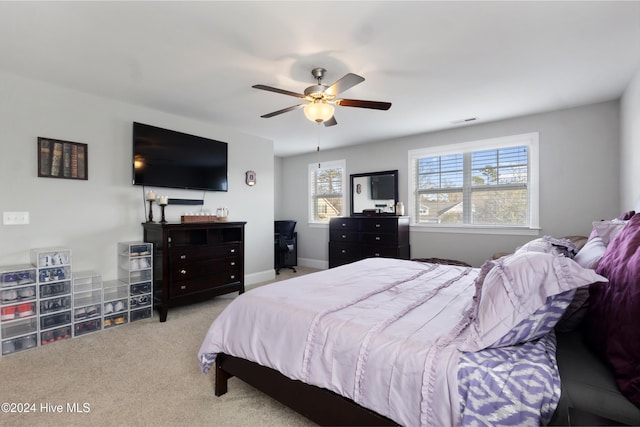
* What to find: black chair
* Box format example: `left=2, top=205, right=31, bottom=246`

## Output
left=274, top=220, right=297, bottom=274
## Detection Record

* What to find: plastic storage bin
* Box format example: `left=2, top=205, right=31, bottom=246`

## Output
left=0, top=264, right=38, bottom=356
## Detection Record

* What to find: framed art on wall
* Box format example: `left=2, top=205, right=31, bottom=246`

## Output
left=37, top=137, right=88, bottom=180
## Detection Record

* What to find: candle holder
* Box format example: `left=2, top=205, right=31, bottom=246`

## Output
left=158, top=202, right=168, bottom=224
left=146, top=200, right=155, bottom=223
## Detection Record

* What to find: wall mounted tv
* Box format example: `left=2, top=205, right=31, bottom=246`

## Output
left=132, top=122, right=228, bottom=192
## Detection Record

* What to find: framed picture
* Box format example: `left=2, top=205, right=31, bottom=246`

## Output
left=37, top=137, right=88, bottom=180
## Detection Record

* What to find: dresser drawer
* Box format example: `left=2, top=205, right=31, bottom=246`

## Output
left=172, top=270, right=241, bottom=297
left=171, top=257, right=240, bottom=282
left=169, top=244, right=240, bottom=263
left=359, top=232, right=397, bottom=245
left=330, top=217, right=360, bottom=231
left=361, top=246, right=401, bottom=258
left=329, top=229, right=359, bottom=242
left=329, top=242, right=361, bottom=260
left=360, top=218, right=398, bottom=232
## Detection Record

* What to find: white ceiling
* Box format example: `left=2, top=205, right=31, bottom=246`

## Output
left=1, top=1, right=639, bottom=157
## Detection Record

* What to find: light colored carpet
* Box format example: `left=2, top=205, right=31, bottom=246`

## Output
left=0, top=267, right=319, bottom=427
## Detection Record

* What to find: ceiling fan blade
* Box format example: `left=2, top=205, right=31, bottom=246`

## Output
left=252, top=84, right=305, bottom=99
left=336, top=99, right=392, bottom=110
left=323, top=116, right=337, bottom=127
left=260, top=104, right=304, bottom=118
left=325, top=73, right=365, bottom=97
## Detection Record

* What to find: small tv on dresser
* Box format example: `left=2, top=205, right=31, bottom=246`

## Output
left=132, top=122, right=228, bottom=192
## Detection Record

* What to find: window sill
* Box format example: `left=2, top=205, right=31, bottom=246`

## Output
left=410, top=224, right=540, bottom=236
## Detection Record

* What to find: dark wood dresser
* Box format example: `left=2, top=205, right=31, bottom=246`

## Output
left=142, top=221, right=246, bottom=322
left=328, top=216, right=410, bottom=268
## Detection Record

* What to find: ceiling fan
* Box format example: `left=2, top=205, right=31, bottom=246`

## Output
left=252, top=68, right=391, bottom=127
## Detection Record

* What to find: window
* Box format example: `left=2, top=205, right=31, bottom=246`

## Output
left=408, top=133, right=539, bottom=232
left=308, top=159, right=346, bottom=223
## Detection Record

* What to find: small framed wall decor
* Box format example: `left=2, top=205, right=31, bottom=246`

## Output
left=37, top=137, right=88, bottom=180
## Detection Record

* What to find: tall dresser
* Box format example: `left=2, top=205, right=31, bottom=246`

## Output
left=142, top=221, right=245, bottom=322
left=328, top=216, right=410, bottom=268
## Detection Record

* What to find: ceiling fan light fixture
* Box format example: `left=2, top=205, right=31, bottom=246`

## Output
left=303, top=100, right=334, bottom=123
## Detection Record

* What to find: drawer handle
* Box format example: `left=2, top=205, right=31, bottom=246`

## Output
left=230, top=261, right=236, bottom=266
left=180, top=269, right=187, bottom=275
left=374, top=253, right=381, bottom=257
left=375, top=236, right=381, bottom=241
left=230, top=249, right=236, bottom=253
left=341, top=234, right=347, bottom=239
left=180, top=255, right=187, bottom=260
left=180, top=285, right=186, bottom=290
left=375, top=223, right=381, bottom=228
left=341, top=223, right=347, bottom=227
left=341, top=249, right=347, bottom=254
left=230, top=275, right=236, bottom=280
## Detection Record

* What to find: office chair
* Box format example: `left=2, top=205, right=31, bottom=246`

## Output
left=274, top=220, right=297, bottom=274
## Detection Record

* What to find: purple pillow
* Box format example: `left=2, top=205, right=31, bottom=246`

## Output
left=459, top=252, right=606, bottom=352
left=586, top=213, right=640, bottom=407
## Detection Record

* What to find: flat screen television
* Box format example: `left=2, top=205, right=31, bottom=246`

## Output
left=132, top=122, right=228, bottom=192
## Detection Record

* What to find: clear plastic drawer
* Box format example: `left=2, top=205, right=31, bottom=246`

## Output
left=104, top=298, right=127, bottom=316
left=0, top=265, right=36, bottom=288
left=40, top=325, right=71, bottom=346
left=40, top=310, right=71, bottom=330
left=130, top=282, right=152, bottom=295
left=2, top=284, right=36, bottom=304
left=72, top=271, right=101, bottom=293
left=30, top=247, right=71, bottom=268
left=38, top=266, right=71, bottom=283
left=1, top=301, right=36, bottom=321
left=103, top=312, right=128, bottom=329
left=1, top=317, right=37, bottom=339
left=40, top=295, right=72, bottom=315
left=39, top=280, right=71, bottom=298
left=130, top=294, right=151, bottom=310
left=74, top=290, right=102, bottom=309
left=74, top=318, right=101, bottom=337
left=2, top=333, right=37, bottom=355
left=73, top=303, right=100, bottom=321
left=131, top=307, right=152, bottom=322
left=103, top=280, right=129, bottom=302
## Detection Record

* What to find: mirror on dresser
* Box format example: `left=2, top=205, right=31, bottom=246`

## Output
left=350, top=170, right=398, bottom=216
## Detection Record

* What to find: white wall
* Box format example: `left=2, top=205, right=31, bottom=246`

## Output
left=621, top=67, right=640, bottom=211
left=279, top=101, right=620, bottom=267
left=0, top=72, right=275, bottom=284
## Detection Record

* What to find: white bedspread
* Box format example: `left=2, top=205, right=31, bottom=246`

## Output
left=199, top=258, right=478, bottom=426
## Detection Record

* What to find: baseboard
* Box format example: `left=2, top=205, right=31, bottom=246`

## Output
left=245, top=259, right=327, bottom=286
left=298, top=257, right=328, bottom=270
left=245, top=269, right=275, bottom=286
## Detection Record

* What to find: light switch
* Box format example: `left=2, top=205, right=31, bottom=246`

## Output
left=3, top=211, right=30, bottom=225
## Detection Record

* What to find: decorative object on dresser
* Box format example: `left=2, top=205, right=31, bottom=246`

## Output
left=328, top=216, right=410, bottom=268
left=142, top=222, right=246, bottom=322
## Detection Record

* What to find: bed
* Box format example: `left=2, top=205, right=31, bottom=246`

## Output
left=197, top=229, right=624, bottom=426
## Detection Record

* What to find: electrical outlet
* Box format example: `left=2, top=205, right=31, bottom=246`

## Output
left=3, top=211, right=30, bottom=225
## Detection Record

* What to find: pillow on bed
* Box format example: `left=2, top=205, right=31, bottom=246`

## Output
left=490, top=289, right=576, bottom=347
left=587, top=210, right=635, bottom=241
left=585, top=213, right=640, bottom=407
left=573, top=236, right=607, bottom=269
left=459, top=251, right=607, bottom=352
left=514, top=235, right=578, bottom=258
left=592, top=220, right=628, bottom=246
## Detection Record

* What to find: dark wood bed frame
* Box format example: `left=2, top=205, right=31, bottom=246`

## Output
left=215, top=353, right=398, bottom=426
